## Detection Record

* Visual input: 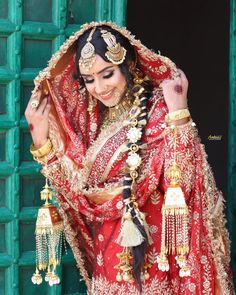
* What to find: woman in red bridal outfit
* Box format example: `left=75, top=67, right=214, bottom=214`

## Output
left=25, top=22, right=234, bottom=294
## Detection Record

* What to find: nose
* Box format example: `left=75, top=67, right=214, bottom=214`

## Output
left=94, top=79, right=107, bottom=94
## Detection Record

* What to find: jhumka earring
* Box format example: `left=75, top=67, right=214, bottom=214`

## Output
left=100, top=29, right=127, bottom=65
left=87, top=93, right=97, bottom=115
left=79, top=26, right=97, bottom=71
left=157, top=127, right=190, bottom=277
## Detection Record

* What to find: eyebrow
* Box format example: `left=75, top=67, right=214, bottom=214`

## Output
left=81, top=66, right=114, bottom=77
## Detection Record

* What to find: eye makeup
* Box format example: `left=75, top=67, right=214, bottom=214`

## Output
left=83, top=70, right=114, bottom=84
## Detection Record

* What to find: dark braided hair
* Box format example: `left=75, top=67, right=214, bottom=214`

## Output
left=122, top=81, right=152, bottom=289
left=74, top=25, right=154, bottom=289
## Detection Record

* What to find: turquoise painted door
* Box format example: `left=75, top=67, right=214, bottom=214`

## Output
left=0, top=1, right=126, bottom=294
left=228, top=0, right=236, bottom=288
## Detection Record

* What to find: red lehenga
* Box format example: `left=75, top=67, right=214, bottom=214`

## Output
left=32, top=22, right=234, bottom=294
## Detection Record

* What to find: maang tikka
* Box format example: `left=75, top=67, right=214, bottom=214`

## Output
left=100, top=29, right=127, bottom=65
left=79, top=27, right=96, bottom=71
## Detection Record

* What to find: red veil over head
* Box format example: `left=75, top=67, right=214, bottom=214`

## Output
left=32, top=21, right=178, bottom=167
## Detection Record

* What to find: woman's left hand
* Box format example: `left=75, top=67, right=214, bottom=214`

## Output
left=160, top=69, right=188, bottom=112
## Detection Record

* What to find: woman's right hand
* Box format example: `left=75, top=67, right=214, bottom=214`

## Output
left=25, top=88, right=51, bottom=149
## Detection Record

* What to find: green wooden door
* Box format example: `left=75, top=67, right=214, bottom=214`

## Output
left=228, top=0, right=236, bottom=288
left=0, top=1, right=126, bottom=294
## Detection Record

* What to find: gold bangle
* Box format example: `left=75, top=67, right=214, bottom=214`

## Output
left=165, top=108, right=190, bottom=123
left=33, top=148, right=55, bottom=164
left=30, top=139, right=53, bottom=158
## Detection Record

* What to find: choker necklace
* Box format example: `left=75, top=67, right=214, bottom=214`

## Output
left=101, top=95, right=133, bottom=131
left=108, top=97, right=133, bottom=123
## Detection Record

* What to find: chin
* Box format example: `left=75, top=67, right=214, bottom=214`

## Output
left=101, top=100, right=119, bottom=107
left=99, top=95, right=122, bottom=107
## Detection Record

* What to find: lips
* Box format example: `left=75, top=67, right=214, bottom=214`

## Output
left=99, top=89, right=114, bottom=100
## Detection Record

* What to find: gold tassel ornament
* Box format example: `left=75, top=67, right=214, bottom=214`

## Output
left=157, top=127, right=190, bottom=277
left=114, top=248, right=134, bottom=283
left=31, top=175, right=65, bottom=286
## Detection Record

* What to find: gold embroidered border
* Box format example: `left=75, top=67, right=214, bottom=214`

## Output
left=100, top=142, right=127, bottom=182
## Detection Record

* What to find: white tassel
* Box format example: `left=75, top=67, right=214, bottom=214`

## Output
left=116, top=212, right=144, bottom=247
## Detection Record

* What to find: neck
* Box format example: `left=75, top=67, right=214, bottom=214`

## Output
left=108, top=96, right=133, bottom=122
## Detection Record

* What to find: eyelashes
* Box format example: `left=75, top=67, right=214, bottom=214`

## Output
left=83, top=71, right=114, bottom=84
left=103, top=71, right=114, bottom=79
left=83, top=79, right=94, bottom=84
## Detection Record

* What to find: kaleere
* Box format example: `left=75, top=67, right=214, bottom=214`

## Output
left=157, top=127, right=190, bottom=277
left=31, top=165, right=66, bottom=286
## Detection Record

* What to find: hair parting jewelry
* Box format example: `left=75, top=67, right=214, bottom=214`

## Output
left=100, top=29, right=127, bottom=65
left=79, top=27, right=97, bottom=71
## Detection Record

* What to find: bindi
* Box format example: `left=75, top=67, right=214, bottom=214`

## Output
left=174, top=84, right=183, bottom=94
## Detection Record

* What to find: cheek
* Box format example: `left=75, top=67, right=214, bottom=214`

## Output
left=84, top=84, right=94, bottom=95
left=113, top=72, right=126, bottom=90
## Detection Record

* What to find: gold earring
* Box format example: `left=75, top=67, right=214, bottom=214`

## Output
left=132, top=68, right=150, bottom=85
left=87, top=93, right=97, bottom=115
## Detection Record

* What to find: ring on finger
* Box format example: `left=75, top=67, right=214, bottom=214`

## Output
left=31, top=99, right=39, bottom=109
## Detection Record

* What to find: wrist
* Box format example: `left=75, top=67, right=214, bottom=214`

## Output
left=30, top=138, right=53, bottom=159
left=167, top=105, right=188, bottom=113
left=32, top=138, right=48, bottom=149
left=169, top=117, right=189, bottom=126
left=165, top=108, right=190, bottom=124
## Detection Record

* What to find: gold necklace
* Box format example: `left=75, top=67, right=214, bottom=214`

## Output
left=108, top=98, right=133, bottom=122
left=101, top=95, right=133, bottom=130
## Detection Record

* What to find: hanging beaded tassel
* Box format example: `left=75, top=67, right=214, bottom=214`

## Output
left=31, top=165, right=65, bottom=286
left=157, top=127, right=190, bottom=277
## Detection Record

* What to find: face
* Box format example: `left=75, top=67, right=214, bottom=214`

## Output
left=79, top=55, right=127, bottom=107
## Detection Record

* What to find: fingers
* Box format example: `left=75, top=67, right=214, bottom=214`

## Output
left=159, top=79, right=172, bottom=88
left=43, top=99, right=51, bottom=116
left=25, top=89, right=42, bottom=115
left=160, top=69, right=188, bottom=88
left=37, top=97, right=48, bottom=113
left=25, top=96, right=51, bottom=127
left=177, top=69, right=188, bottom=86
